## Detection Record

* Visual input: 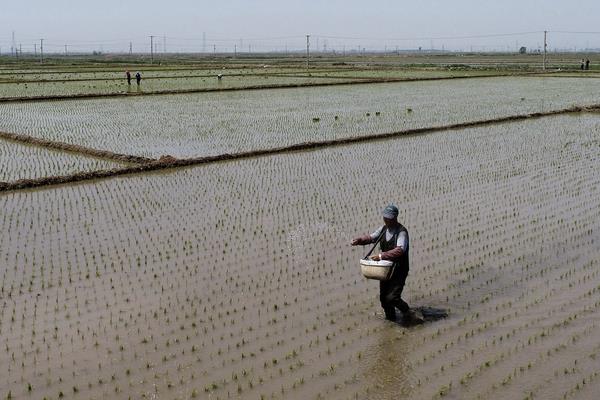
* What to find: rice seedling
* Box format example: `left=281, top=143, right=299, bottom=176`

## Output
left=0, top=75, right=599, bottom=399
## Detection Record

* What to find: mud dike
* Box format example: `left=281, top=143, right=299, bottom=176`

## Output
left=1, top=103, right=599, bottom=192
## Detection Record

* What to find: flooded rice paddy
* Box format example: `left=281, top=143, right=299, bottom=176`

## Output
left=1, top=90, right=599, bottom=400
left=1, top=77, right=599, bottom=158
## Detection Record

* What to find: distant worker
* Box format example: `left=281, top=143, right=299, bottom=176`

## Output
left=351, top=205, right=423, bottom=324
left=581, top=59, right=585, bottom=71
left=586, top=59, right=590, bottom=70
left=135, top=71, right=141, bottom=85
left=217, top=74, right=223, bottom=81
left=126, top=70, right=131, bottom=85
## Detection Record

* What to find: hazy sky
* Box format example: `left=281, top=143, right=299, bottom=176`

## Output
left=2, top=0, right=600, bottom=53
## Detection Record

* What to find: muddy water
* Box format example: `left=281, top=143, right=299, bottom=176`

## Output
left=0, top=114, right=599, bottom=399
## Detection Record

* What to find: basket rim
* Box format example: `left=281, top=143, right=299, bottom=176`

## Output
left=359, top=259, right=394, bottom=267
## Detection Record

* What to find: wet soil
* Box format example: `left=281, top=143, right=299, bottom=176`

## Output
left=1, top=114, right=599, bottom=399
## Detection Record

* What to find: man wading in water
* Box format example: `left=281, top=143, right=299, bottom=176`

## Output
left=352, top=205, right=423, bottom=324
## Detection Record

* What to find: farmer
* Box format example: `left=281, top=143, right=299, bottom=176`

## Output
left=135, top=71, right=141, bottom=85
left=351, top=205, right=422, bottom=324
left=126, top=70, right=131, bottom=85
left=586, top=59, right=591, bottom=70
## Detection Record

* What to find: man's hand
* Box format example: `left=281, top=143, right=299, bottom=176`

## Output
left=351, top=238, right=361, bottom=246
left=370, top=254, right=381, bottom=261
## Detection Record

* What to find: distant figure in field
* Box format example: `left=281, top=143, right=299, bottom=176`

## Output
left=135, top=72, right=141, bottom=85
left=125, top=70, right=131, bottom=85
left=586, top=59, right=590, bottom=70
left=581, top=59, right=585, bottom=70
left=217, top=74, right=223, bottom=81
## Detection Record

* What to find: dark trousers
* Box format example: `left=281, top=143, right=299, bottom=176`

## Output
left=379, top=267, right=409, bottom=320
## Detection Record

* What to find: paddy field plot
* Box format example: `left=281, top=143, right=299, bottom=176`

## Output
left=295, top=68, right=506, bottom=79
left=0, top=67, right=505, bottom=99
left=1, top=113, right=599, bottom=399
left=0, top=76, right=598, bottom=159
left=0, top=74, right=366, bottom=99
left=0, top=138, right=124, bottom=182
left=0, top=67, right=501, bottom=84
left=0, top=67, right=317, bottom=81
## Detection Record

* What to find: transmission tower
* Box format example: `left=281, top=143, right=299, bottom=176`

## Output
left=306, top=35, right=310, bottom=69
left=150, top=35, right=154, bottom=63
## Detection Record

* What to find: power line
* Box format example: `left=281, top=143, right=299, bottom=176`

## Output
left=5, top=30, right=600, bottom=54
left=164, top=34, right=303, bottom=42
left=313, top=31, right=544, bottom=41
left=550, top=31, right=600, bottom=35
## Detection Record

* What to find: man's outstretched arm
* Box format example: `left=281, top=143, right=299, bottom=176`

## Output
left=351, top=226, right=383, bottom=246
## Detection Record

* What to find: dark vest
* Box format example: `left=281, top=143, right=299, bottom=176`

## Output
left=380, top=224, right=409, bottom=272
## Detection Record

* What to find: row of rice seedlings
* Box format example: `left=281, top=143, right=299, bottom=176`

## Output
left=0, top=75, right=359, bottom=100
left=0, top=138, right=122, bottom=182
left=1, top=114, right=599, bottom=398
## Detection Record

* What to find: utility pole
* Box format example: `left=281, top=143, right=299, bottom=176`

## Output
left=163, top=35, right=166, bottom=53
left=202, top=32, right=206, bottom=53
left=150, top=35, right=154, bottom=64
left=213, top=44, right=216, bottom=54
left=543, top=30, right=547, bottom=70
left=34, top=43, right=37, bottom=57
left=306, top=35, right=310, bottom=69
left=129, top=42, right=132, bottom=55
left=40, top=39, right=44, bottom=63
left=234, top=44, right=237, bottom=58
left=65, top=44, right=68, bottom=56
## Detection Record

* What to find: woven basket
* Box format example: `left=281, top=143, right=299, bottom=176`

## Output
left=360, top=259, right=395, bottom=281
